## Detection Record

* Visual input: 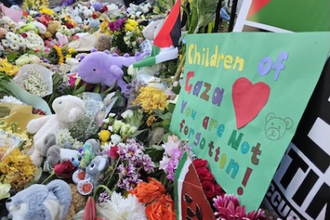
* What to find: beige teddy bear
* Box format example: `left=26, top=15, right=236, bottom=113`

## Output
left=26, top=95, right=85, bottom=166
left=42, top=20, right=62, bottom=39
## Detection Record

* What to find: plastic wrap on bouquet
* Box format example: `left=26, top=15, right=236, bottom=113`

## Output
left=13, top=64, right=53, bottom=97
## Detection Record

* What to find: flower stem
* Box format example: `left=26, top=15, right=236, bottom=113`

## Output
left=41, top=172, right=55, bottom=185
left=173, top=52, right=186, bottom=82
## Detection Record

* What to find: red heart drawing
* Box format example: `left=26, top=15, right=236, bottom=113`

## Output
left=232, top=77, right=270, bottom=129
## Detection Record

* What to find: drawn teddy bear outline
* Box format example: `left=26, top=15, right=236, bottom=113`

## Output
left=264, top=112, right=293, bottom=141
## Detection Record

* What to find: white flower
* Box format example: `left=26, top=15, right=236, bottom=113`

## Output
left=121, top=110, right=133, bottom=119
left=9, top=42, right=19, bottom=50
left=127, top=65, right=136, bottom=76
left=56, top=128, right=74, bottom=145
left=5, top=32, right=15, bottom=42
left=0, top=183, right=11, bottom=200
left=110, top=134, right=122, bottom=144
left=112, top=120, right=125, bottom=133
left=0, top=95, right=25, bottom=105
left=97, top=192, right=147, bottom=220
left=120, top=124, right=131, bottom=136
left=1, top=39, right=10, bottom=47
left=128, top=126, right=137, bottom=135
left=17, top=35, right=26, bottom=47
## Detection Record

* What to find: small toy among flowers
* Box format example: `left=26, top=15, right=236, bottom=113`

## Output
left=0, top=0, right=287, bottom=219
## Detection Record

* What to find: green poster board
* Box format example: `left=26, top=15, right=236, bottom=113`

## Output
left=170, top=32, right=330, bottom=211
left=234, top=0, right=330, bottom=32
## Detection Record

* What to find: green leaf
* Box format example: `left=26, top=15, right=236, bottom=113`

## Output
left=6, top=51, right=19, bottom=61
left=73, top=83, right=87, bottom=95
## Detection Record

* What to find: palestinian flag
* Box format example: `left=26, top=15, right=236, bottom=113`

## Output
left=133, top=0, right=181, bottom=68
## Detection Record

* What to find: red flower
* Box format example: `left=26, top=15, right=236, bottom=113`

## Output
left=202, top=180, right=215, bottom=199
left=109, top=145, right=119, bottom=159
left=21, top=33, right=27, bottom=38
left=92, top=13, right=98, bottom=19
left=193, top=158, right=208, bottom=169
left=214, top=183, right=225, bottom=197
left=54, top=160, right=75, bottom=179
left=196, top=167, right=214, bottom=182
left=101, top=5, right=108, bottom=13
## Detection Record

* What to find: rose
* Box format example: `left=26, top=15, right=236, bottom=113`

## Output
left=145, top=202, right=175, bottom=220
left=109, top=145, right=119, bottom=159
left=214, top=183, right=225, bottom=197
left=196, top=167, right=214, bottom=182
left=202, top=180, right=216, bottom=199
left=54, top=160, right=75, bottom=179
left=130, top=178, right=166, bottom=204
left=193, top=158, right=208, bottom=169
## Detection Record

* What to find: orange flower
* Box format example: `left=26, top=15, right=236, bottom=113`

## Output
left=157, top=194, right=174, bottom=210
left=145, top=201, right=176, bottom=220
left=130, top=178, right=166, bottom=203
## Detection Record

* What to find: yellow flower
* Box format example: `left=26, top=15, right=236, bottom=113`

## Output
left=53, top=45, right=64, bottom=65
left=39, top=7, right=54, bottom=15
left=67, top=47, right=76, bottom=54
left=132, top=86, right=168, bottom=114
left=125, top=19, right=138, bottom=32
left=99, top=130, right=111, bottom=142
left=146, top=115, right=157, bottom=127
left=0, top=148, right=37, bottom=191
left=0, top=59, right=19, bottom=76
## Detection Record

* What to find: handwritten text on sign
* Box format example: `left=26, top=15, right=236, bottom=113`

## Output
left=170, top=32, right=330, bottom=211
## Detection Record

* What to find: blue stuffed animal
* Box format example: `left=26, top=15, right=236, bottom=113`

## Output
left=5, top=179, right=72, bottom=220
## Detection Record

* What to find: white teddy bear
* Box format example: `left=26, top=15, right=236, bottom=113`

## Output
left=27, top=95, right=86, bottom=166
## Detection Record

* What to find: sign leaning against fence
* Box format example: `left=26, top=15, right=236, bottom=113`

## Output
left=170, top=32, right=330, bottom=211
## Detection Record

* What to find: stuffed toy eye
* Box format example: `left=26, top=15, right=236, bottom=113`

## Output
left=89, top=163, right=95, bottom=170
left=93, top=68, right=96, bottom=71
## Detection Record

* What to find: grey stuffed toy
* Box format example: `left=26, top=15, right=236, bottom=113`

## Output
left=85, top=155, right=109, bottom=188
left=6, top=179, right=72, bottom=220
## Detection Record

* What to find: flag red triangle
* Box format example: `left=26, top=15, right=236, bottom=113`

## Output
left=154, top=0, right=181, bottom=48
left=247, top=0, right=272, bottom=19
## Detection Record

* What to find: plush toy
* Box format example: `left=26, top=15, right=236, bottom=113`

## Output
left=42, top=20, right=62, bottom=39
left=93, top=34, right=112, bottom=51
left=55, top=32, right=69, bottom=47
left=27, top=95, right=86, bottom=166
left=142, top=17, right=164, bottom=41
left=6, top=179, right=72, bottom=220
left=75, top=155, right=109, bottom=195
left=85, top=155, right=109, bottom=188
left=77, top=49, right=149, bottom=93
left=65, top=183, right=87, bottom=220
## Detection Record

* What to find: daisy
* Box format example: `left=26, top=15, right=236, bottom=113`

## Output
left=1, top=39, right=10, bottom=47
left=9, top=42, right=19, bottom=51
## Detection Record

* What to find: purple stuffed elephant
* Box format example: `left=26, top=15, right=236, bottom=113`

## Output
left=77, top=49, right=148, bottom=93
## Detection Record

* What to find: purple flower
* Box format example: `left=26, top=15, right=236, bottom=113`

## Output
left=141, top=154, right=155, bottom=173
left=117, top=163, right=136, bottom=178
left=98, top=191, right=111, bottom=203
left=118, top=176, right=142, bottom=190
left=108, top=18, right=126, bottom=31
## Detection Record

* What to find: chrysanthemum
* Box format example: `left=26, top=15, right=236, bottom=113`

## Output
left=98, top=192, right=147, bottom=220
left=132, top=86, right=168, bottom=114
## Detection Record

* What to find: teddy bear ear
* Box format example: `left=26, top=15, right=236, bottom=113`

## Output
left=104, top=50, right=110, bottom=54
left=91, top=48, right=98, bottom=53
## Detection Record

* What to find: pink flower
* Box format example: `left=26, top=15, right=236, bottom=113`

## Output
left=213, top=194, right=266, bottom=220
